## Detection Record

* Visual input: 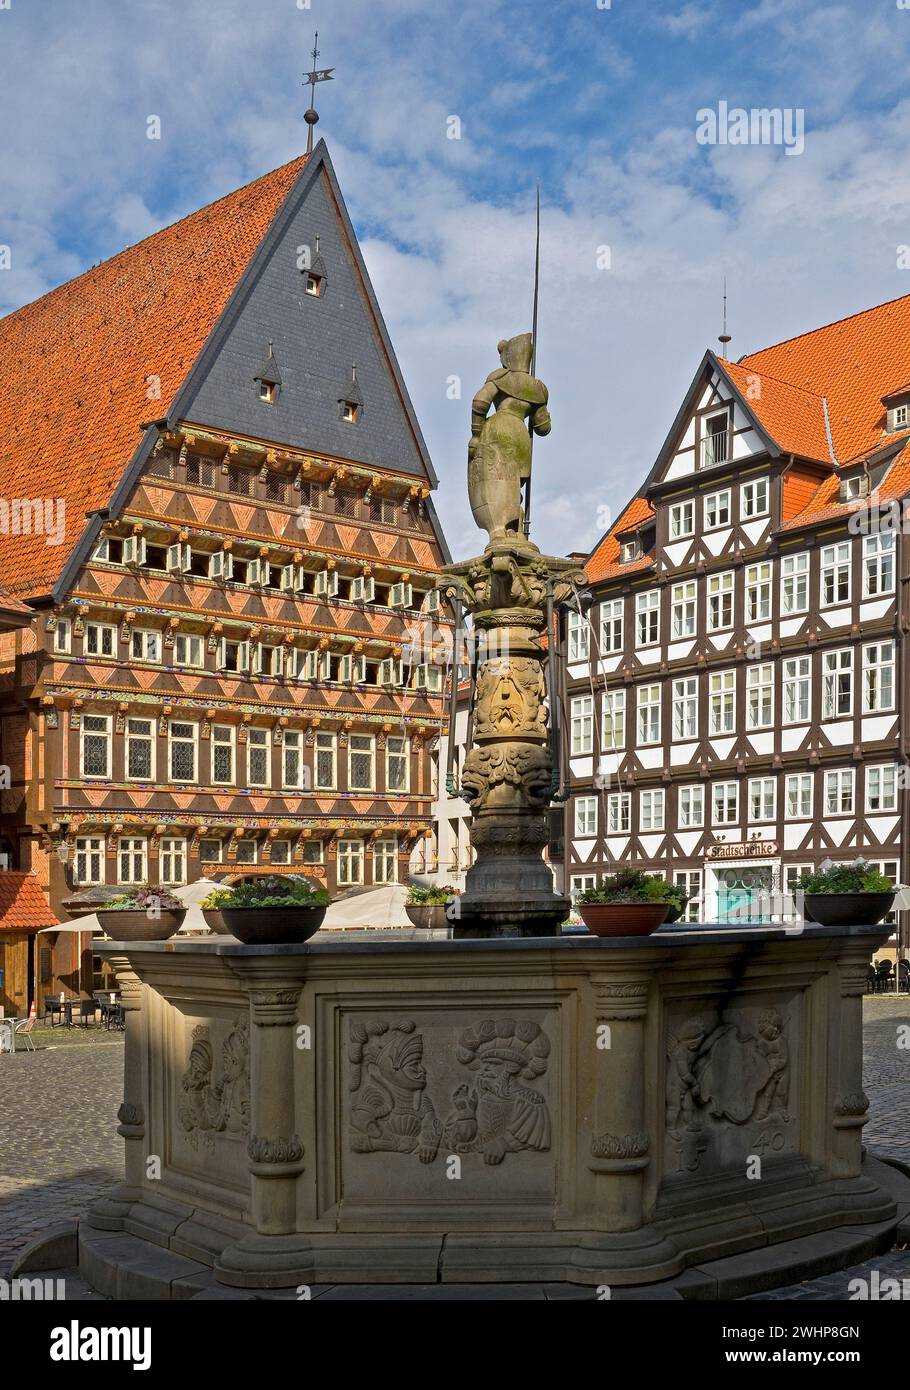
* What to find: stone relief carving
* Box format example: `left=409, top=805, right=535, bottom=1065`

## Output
left=473, top=657, right=548, bottom=741
left=348, top=1017, right=551, bottom=1166
left=665, top=1007, right=793, bottom=1174
left=248, top=1134, right=304, bottom=1164
left=461, top=743, right=553, bottom=809
left=591, top=1130, right=650, bottom=1159
left=177, top=1017, right=250, bottom=1151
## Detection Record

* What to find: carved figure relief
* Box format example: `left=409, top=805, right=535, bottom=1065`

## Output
left=177, top=1017, right=250, bottom=1151
left=461, top=743, right=553, bottom=809
left=348, top=1016, right=551, bottom=1166
left=473, top=657, right=547, bottom=740
left=665, top=1007, right=793, bottom=1174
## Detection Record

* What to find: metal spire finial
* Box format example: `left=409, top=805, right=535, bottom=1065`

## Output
left=718, top=276, right=732, bottom=359
left=303, top=32, right=334, bottom=156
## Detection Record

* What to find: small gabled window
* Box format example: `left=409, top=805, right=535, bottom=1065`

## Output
left=259, top=380, right=277, bottom=404
left=304, top=272, right=323, bottom=297
left=342, top=400, right=359, bottom=423
left=839, top=473, right=869, bottom=503
left=620, top=537, right=641, bottom=564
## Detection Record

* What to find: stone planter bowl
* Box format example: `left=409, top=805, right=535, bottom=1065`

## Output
left=578, top=902, right=669, bottom=938
left=662, top=903, right=683, bottom=924
left=96, top=909, right=186, bottom=942
left=405, top=903, right=452, bottom=930
left=202, top=909, right=231, bottom=935
left=803, top=891, right=895, bottom=928
left=218, top=905, right=327, bottom=945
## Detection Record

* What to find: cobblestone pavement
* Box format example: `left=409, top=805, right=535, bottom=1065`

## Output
left=0, top=999, right=907, bottom=1295
left=0, top=1042, right=124, bottom=1276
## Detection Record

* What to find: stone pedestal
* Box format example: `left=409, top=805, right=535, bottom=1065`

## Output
left=79, top=922, right=899, bottom=1296
left=443, top=540, right=585, bottom=937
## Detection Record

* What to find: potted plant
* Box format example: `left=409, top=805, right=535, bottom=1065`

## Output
left=201, top=875, right=330, bottom=944
left=658, top=881, right=689, bottom=924
left=795, top=861, right=895, bottom=928
left=405, top=884, right=459, bottom=930
left=96, top=886, right=187, bottom=941
left=575, top=869, right=674, bottom=938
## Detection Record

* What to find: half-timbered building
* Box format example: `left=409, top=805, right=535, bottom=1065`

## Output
left=0, top=142, right=450, bottom=1003
left=563, top=294, right=910, bottom=939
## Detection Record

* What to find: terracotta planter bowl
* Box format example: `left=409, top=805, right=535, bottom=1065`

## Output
left=405, top=903, right=451, bottom=930
left=219, top=905, right=327, bottom=945
left=578, top=902, right=669, bottom=938
left=96, top=909, right=185, bottom=942
left=803, top=892, right=894, bottom=928
left=202, top=909, right=231, bottom=935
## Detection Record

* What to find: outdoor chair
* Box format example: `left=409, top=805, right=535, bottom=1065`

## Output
left=76, top=1000, right=97, bottom=1027
left=44, top=999, right=64, bottom=1026
left=13, top=1017, right=36, bottom=1051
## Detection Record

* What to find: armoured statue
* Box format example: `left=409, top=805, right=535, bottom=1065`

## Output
left=467, top=333, right=551, bottom=543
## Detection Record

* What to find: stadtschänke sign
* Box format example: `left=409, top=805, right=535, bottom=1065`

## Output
left=705, top=841, right=780, bottom=861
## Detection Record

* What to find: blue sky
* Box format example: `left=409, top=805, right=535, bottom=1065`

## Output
left=3, top=0, right=910, bottom=558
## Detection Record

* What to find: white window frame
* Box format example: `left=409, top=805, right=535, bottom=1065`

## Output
left=600, top=599, right=623, bottom=655
left=781, top=552, right=809, bottom=615
left=822, top=648, right=853, bottom=719
left=130, top=628, right=162, bottom=663
left=246, top=726, right=270, bottom=788
left=678, top=784, right=704, bottom=828
left=282, top=729, right=305, bottom=790
left=783, top=656, right=811, bottom=724
left=386, top=735, right=410, bottom=794
left=168, top=720, right=198, bottom=783
left=211, top=724, right=236, bottom=786
left=707, top=570, right=734, bottom=632
left=174, top=633, right=206, bottom=668
left=637, top=683, right=661, bottom=745
left=53, top=618, right=71, bottom=654
left=669, top=500, right=694, bottom=539
left=704, top=488, right=731, bottom=530
left=635, top=589, right=660, bottom=648
left=785, top=773, right=813, bottom=820
left=118, top=836, right=147, bottom=886
left=337, top=838, right=364, bottom=886
left=671, top=581, right=696, bottom=638
left=80, top=714, right=111, bottom=780
left=601, top=689, right=625, bottom=750
left=125, top=716, right=155, bottom=782
left=674, top=869, right=703, bottom=922
left=567, top=610, right=590, bottom=662
left=75, top=835, right=105, bottom=886
left=746, top=662, right=774, bottom=730
left=574, top=796, right=597, bottom=838
left=821, top=542, right=851, bottom=608
left=708, top=669, right=736, bottom=735
left=748, top=776, right=776, bottom=824
left=824, top=768, right=854, bottom=816
left=159, top=837, right=187, bottom=886
left=863, top=533, right=895, bottom=598
left=570, top=696, right=594, bottom=755
left=314, top=731, right=337, bottom=790
left=866, top=764, right=897, bottom=813
left=84, top=621, right=117, bottom=657
left=745, top=562, right=772, bottom=623
left=712, top=780, right=739, bottom=826
left=672, top=677, right=698, bottom=741
left=640, top=788, right=665, bottom=832
left=863, top=640, right=895, bottom=713
left=349, top=734, right=376, bottom=792
left=373, top=837, right=398, bottom=884
left=741, top=477, right=769, bottom=519
left=607, top=792, right=630, bottom=834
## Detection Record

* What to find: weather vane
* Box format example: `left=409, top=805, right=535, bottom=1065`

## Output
left=303, top=32, right=334, bottom=155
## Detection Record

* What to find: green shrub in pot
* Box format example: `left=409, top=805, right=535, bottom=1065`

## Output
left=405, top=883, right=459, bottom=928
left=97, top=885, right=187, bottom=941
left=794, top=860, right=895, bottom=928
left=575, top=870, right=676, bottom=937
left=202, top=875, right=330, bottom=944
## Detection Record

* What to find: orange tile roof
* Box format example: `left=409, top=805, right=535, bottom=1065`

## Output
left=0, top=872, right=58, bottom=931
left=0, top=155, right=307, bottom=599
left=587, top=292, right=910, bottom=579
left=738, top=292, right=910, bottom=462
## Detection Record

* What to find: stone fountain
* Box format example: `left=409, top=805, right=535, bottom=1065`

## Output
left=442, top=332, right=586, bottom=936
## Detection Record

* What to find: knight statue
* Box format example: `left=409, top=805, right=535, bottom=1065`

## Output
left=467, top=332, right=551, bottom=543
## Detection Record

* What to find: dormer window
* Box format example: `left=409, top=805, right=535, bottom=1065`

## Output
left=620, top=537, right=642, bottom=564
left=253, top=341, right=281, bottom=405
left=304, top=272, right=323, bottom=297
left=892, top=403, right=909, bottom=430
left=840, top=473, right=869, bottom=503
left=700, top=411, right=730, bottom=468
left=881, top=384, right=910, bottom=433
left=342, top=401, right=360, bottom=423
